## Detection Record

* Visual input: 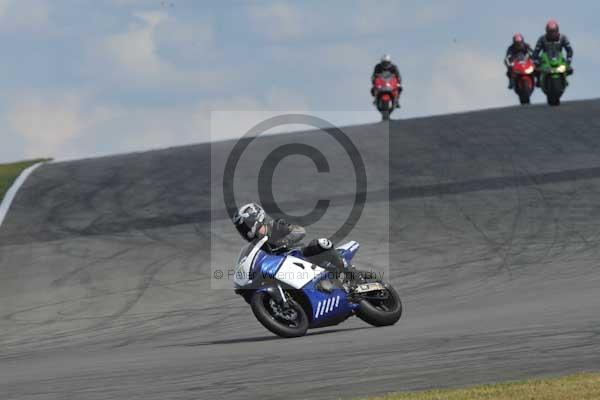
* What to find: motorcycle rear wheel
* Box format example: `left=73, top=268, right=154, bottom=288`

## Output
left=356, top=283, right=402, bottom=327
left=251, top=290, right=309, bottom=338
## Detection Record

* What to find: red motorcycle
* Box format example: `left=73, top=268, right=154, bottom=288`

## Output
left=372, top=71, right=401, bottom=121
left=511, top=54, right=536, bottom=105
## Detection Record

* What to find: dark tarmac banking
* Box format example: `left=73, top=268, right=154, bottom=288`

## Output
left=1, top=100, right=600, bottom=399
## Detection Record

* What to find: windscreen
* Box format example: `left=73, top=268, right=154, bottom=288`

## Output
left=236, top=241, right=255, bottom=266
left=234, top=236, right=268, bottom=287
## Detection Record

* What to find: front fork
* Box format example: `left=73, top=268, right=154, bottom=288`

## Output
left=263, top=284, right=287, bottom=305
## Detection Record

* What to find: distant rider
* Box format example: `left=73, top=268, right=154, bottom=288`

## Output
left=532, top=20, right=574, bottom=86
left=371, top=54, right=403, bottom=108
left=504, top=33, right=533, bottom=89
left=233, top=202, right=346, bottom=274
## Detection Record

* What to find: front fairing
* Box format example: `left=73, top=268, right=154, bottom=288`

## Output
left=512, top=55, right=534, bottom=75
left=540, top=53, right=567, bottom=75
left=374, top=71, right=398, bottom=92
left=234, top=236, right=282, bottom=288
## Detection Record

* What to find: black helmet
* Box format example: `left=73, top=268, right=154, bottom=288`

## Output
left=233, top=203, right=266, bottom=241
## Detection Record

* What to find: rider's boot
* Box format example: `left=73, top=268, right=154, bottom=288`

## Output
left=395, top=86, right=403, bottom=108
left=508, top=78, right=514, bottom=90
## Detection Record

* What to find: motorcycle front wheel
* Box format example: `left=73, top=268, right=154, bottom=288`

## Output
left=518, top=91, right=531, bottom=105
left=546, top=77, right=563, bottom=106
left=356, top=283, right=402, bottom=327
left=377, top=97, right=392, bottom=121
left=251, top=290, right=309, bottom=338
left=517, top=79, right=531, bottom=105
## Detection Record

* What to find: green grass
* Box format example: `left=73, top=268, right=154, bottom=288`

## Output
left=363, top=373, right=600, bottom=400
left=0, top=158, right=50, bottom=202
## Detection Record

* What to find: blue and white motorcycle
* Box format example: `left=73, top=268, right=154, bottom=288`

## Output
left=233, top=236, right=402, bottom=337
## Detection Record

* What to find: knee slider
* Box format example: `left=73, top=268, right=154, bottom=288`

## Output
left=317, top=238, right=332, bottom=250
left=302, top=238, right=332, bottom=257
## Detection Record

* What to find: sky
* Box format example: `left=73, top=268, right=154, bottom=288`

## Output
left=0, top=0, right=599, bottom=163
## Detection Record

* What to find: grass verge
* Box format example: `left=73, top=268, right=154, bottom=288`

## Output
left=364, top=373, right=600, bottom=400
left=0, top=159, right=50, bottom=202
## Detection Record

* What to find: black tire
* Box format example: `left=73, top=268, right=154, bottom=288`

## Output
left=250, top=290, right=308, bottom=338
left=356, top=283, right=402, bottom=327
left=516, top=78, right=532, bottom=105
left=547, top=78, right=563, bottom=106
left=378, top=97, right=391, bottom=121
left=547, top=95, right=560, bottom=106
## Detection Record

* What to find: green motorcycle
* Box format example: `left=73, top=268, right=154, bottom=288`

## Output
left=538, top=52, right=569, bottom=106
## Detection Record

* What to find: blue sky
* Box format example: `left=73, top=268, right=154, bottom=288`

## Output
left=0, top=0, right=599, bottom=163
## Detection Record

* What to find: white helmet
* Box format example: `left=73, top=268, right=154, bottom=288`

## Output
left=233, top=202, right=266, bottom=240
left=381, top=54, right=392, bottom=63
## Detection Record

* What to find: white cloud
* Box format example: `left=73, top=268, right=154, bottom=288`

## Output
left=425, top=47, right=512, bottom=115
left=0, top=0, right=9, bottom=16
left=5, top=91, right=115, bottom=158
left=104, top=105, right=198, bottom=153
left=2, top=87, right=312, bottom=162
left=97, top=10, right=224, bottom=88
left=103, top=11, right=169, bottom=80
left=195, top=89, right=311, bottom=142
left=249, top=2, right=303, bottom=41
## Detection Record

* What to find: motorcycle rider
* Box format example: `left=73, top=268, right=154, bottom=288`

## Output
left=532, top=20, right=574, bottom=87
left=233, top=202, right=347, bottom=274
left=371, top=54, right=403, bottom=108
left=504, top=33, right=533, bottom=89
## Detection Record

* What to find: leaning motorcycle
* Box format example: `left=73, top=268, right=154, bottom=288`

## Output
left=538, top=52, right=569, bottom=106
left=372, top=71, right=401, bottom=121
left=511, top=54, right=535, bottom=105
left=233, top=237, right=403, bottom=338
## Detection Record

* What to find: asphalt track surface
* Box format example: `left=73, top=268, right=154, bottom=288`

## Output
left=1, top=100, right=600, bottom=399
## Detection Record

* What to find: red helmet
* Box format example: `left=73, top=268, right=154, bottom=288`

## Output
left=513, top=33, right=525, bottom=50
left=546, top=20, right=560, bottom=40
left=513, top=33, right=524, bottom=44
